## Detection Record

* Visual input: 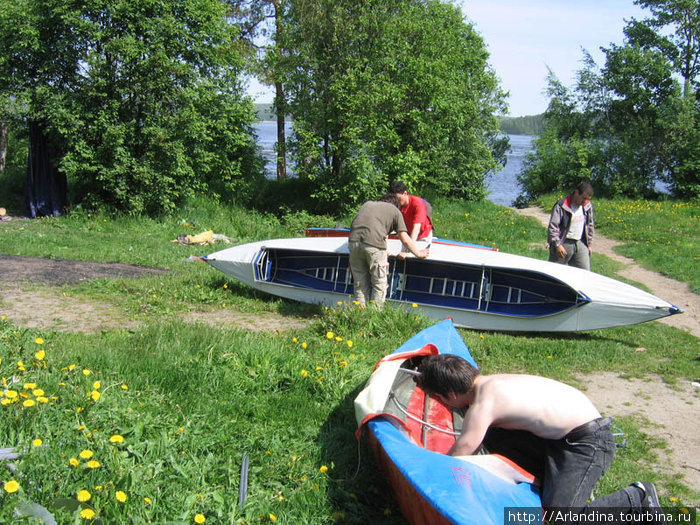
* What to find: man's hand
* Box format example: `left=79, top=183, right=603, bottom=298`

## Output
left=556, top=245, right=567, bottom=258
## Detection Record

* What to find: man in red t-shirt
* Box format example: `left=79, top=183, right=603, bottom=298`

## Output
left=389, top=181, right=433, bottom=246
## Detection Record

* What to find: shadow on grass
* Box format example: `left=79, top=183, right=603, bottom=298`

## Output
left=317, top=383, right=407, bottom=525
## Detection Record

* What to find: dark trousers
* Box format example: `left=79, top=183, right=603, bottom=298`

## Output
left=484, top=418, right=642, bottom=514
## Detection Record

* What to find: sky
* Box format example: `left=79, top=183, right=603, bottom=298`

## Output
left=247, top=0, right=648, bottom=117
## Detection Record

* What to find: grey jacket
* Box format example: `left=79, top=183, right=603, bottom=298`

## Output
left=547, top=194, right=594, bottom=248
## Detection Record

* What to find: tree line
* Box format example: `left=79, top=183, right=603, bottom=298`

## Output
left=518, top=0, right=699, bottom=202
left=0, top=0, right=505, bottom=216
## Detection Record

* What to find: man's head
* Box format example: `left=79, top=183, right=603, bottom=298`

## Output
left=379, top=193, right=400, bottom=208
left=389, top=181, right=410, bottom=208
left=415, top=354, right=480, bottom=403
left=572, top=182, right=593, bottom=207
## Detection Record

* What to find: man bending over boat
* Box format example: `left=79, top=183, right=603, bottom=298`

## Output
left=389, top=181, right=433, bottom=250
left=416, top=354, right=664, bottom=520
left=349, top=194, right=429, bottom=307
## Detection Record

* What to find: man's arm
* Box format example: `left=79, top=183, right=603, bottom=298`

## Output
left=398, top=231, right=429, bottom=258
left=409, top=222, right=422, bottom=242
left=448, top=403, right=492, bottom=456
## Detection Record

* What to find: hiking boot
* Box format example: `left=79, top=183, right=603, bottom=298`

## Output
left=632, top=482, right=666, bottom=523
left=632, top=481, right=661, bottom=508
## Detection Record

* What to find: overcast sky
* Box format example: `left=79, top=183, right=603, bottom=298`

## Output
left=248, top=1, right=648, bottom=117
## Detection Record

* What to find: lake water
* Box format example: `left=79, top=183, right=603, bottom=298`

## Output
left=253, top=121, right=533, bottom=207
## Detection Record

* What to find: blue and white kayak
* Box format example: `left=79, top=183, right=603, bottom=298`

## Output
left=203, top=232, right=681, bottom=332
left=354, top=319, right=541, bottom=525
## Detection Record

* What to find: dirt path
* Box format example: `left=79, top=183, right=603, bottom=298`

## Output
left=516, top=206, right=700, bottom=496
left=516, top=207, right=700, bottom=338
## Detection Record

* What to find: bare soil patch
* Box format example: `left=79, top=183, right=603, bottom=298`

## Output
left=0, top=255, right=311, bottom=333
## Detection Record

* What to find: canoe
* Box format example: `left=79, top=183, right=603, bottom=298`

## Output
left=203, top=231, right=681, bottom=332
left=354, top=319, right=541, bottom=525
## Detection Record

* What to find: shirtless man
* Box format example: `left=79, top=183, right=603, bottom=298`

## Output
left=416, top=354, right=664, bottom=518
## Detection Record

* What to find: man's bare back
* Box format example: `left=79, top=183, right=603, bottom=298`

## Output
left=444, top=374, right=601, bottom=456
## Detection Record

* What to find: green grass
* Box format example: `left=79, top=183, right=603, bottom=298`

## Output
left=1, top=195, right=698, bottom=523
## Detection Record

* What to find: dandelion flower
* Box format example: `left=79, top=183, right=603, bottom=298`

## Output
left=121, top=384, right=128, bottom=390
left=300, top=370, right=308, bottom=377
left=194, top=514, right=206, bottom=524
left=319, top=465, right=329, bottom=473
left=326, top=331, right=334, bottom=339
left=82, top=369, right=92, bottom=376
left=93, top=381, right=101, bottom=389
left=32, top=389, right=45, bottom=397
left=68, top=364, right=76, bottom=371
left=37, top=396, right=49, bottom=403
left=23, top=383, right=37, bottom=390
left=69, top=458, right=79, bottom=467
left=79, top=449, right=94, bottom=459
left=90, top=390, right=101, bottom=401
left=35, top=337, right=44, bottom=345
left=87, top=460, right=101, bottom=469
left=76, top=490, right=91, bottom=502
left=115, top=491, right=127, bottom=503
left=292, top=337, right=298, bottom=343
left=32, top=438, right=43, bottom=447
left=347, top=340, right=353, bottom=348
left=337, top=301, right=343, bottom=306
left=335, top=336, right=343, bottom=342
left=80, top=508, right=96, bottom=519
left=3, top=480, right=19, bottom=493
left=109, top=434, right=125, bottom=443
left=5, top=390, right=18, bottom=399
left=144, top=497, right=152, bottom=504
left=269, top=514, right=277, bottom=523
left=23, top=399, right=36, bottom=407
left=301, top=342, right=307, bottom=349
left=412, top=303, right=418, bottom=308
left=34, top=350, right=46, bottom=360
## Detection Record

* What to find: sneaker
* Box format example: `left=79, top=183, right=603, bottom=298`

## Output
left=632, top=481, right=661, bottom=508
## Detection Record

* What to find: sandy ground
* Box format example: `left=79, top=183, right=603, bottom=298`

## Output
left=0, top=213, right=698, bottom=495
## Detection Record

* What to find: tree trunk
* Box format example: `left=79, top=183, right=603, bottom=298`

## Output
left=273, top=0, right=286, bottom=180
left=0, top=120, right=8, bottom=172
left=25, top=121, right=67, bottom=218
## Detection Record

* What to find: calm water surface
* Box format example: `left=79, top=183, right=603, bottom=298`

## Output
left=254, top=122, right=533, bottom=207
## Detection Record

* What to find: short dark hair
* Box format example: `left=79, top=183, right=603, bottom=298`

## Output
left=379, top=193, right=400, bottom=208
left=389, top=181, right=408, bottom=194
left=415, top=354, right=480, bottom=397
left=576, top=182, right=593, bottom=196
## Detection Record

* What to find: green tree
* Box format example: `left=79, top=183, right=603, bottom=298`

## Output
left=283, top=0, right=506, bottom=213
left=0, top=0, right=262, bottom=215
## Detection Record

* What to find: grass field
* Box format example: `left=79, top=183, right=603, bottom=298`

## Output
left=1, top=195, right=698, bottom=523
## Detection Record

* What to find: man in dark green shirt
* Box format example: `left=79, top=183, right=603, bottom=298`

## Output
left=349, top=194, right=429, bottom=306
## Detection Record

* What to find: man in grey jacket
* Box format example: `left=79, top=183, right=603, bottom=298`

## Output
left=547, top=182, right=594, bottom=270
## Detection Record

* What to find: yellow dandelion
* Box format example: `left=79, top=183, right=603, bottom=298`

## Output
left=82, top=369, right=92, bottom=376
left=144, top=497, right=152, bottom=504
left=36, top=396, right=49, bottom=403
left=3, top=480, right=20, bottom=493
left=300, top=370, right=309, bottom=377
left=87, top=460, right=101, bottom=469
left=68, top=364, right=76, bottom=371
left=1, top=398, right=14, bottom=406
left=1, top=314, right=5, bottom=320
left=301, top=342, right=308, bottom=349
left=77, top=407, right=84, bottom=413
left=194, top=514, right=206, bottom=524
left=5, top=390, right=18, bottom=399
left=121, top=384, right=128, bottom=390
left=80, top=508, right=95, bottom=520
left=90, top=390, right=101, bottom=401
left=76, top=489, right=91, bottom=502
left=335, top=336, right=343, bottom=342
left=34, top=350, right=46, bottom=361
left=337, top=301, right=343, bottom=306
left=347, top=340, right=353, bottom=348
left=115, top=490, right=127, bottom=503
left=23, top=383, right=37, bottom=390
left=669, top=497, right=678, bottom=503
left=223, top=283, right=228, bottom=289
left=412, top=303, right=418, bottom=308
left=109, top=434, right=125, bottom=443
left=319, top=465, right=329, bottom=473
left=34, top=337, right=44, bottom=345
left=32, top=438, right=43, bottom=447
left=69, top=458, right=79, bottom=467
left=23, top=399, right=36, bottom=407
left=79, top=449, right=94, bottom=459
left=93, top=381, right=101, bottom=389
left=326, top=331, right=334, bottom=339
left=269, top=514, right=277, bottom=523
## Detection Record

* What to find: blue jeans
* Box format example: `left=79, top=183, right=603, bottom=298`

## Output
left=484, top=418, right=642, bottom=514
